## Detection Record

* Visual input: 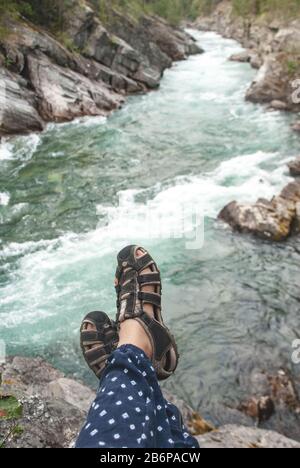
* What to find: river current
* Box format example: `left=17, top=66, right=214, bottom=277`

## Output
left=1, top=31, right=299, bottom=432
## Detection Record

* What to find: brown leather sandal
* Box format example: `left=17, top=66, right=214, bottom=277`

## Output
left=115, top=245, right=179, bottom=381
left=80, top=311, right=118, bottom=379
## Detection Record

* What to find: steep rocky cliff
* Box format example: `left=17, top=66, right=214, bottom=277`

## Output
left=0, top=0, right=203, bottom=138
left=193, top=0, right=300, bottom=117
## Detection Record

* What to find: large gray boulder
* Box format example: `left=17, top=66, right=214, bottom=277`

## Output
left=271, top=21, right=300, bottom=54
left=288, top=157, right=300, bottom=177
left=0, top=357, right=88, bottom=448
left=229, top=51, right=251, bottom=63
left=0, top=69, right=44, bottom=137
left=47, top=378, right=95, bottom=414
left=218, top=180, right=300, bottom=241
left=26, top=52, right=122, bottom=122
left=229, top=50, right=263, bottom=69
left=138, top=15, right=203, bottom=60
left=218, top=197, right=295, bottom=241
left=102, top=9, right=203, bottom=73
left=246, top=54, right=291, bottom=105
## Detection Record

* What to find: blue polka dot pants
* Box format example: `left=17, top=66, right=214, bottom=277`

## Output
left=76, top=344, right=199, bottom=448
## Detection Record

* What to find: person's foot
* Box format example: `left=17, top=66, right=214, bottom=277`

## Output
left=116, top=248, right=155, bottom=359
left=80, top=311, right=118, bottom=379
left=114, top=245, right=179, bottom=380
left=80, top=249, right=159, bottom=377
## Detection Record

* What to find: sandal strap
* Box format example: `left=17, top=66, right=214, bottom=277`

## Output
left=134, top=253, right=154, bottom=271
left=137, top=311, right=172, bottom=362
left=120, top=281, right=135, bottom=296
left=117, top=294, right=136, bottom=320
left=119, top=273, right=161, bottom=296
left=138, top=291, right=161, bottom=308
left=138, top=272, right=161, bottom=285
left=83, top=344, right=111, bottom=364
left=122, top=268, right=136, bottom=283
left=115, top=252, right=153, bottom=279
left=118, top=291, right=161, bottom=314
left=81, top=330, right=103, bottom=342
left=81, top=329, right=116, bottom=345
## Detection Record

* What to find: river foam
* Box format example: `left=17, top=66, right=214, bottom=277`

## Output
left=46, top=115, right=108, bottom=132
left=0, top=133, right=41, bottom=161
left=0, top=192, right=10, bottom=206
left=0, top=149, right=292, bottom=328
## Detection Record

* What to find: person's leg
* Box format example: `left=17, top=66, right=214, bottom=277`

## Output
left=76, top=247, right=199, bottom=448
left=76, top=344, right=198, bottom=448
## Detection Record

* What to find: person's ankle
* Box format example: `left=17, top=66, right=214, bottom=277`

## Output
left=118, top=319, right=153, bottom=359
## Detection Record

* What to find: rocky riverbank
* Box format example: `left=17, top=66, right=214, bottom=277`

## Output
left=1, top=357, right=300, bottom=448
left=193, top=0, right=300, bottom=130
left=0, top=0, right=202, bottom=138
left=218, top=159, right=300, bottom=241
left=192, top=1, right=300, bottom=241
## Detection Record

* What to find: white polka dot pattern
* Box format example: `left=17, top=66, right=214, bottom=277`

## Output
left=75, top=345, right=199, bottom=449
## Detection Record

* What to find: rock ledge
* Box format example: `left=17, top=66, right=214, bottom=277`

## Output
left=1, top=357, right=299, bottom=448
